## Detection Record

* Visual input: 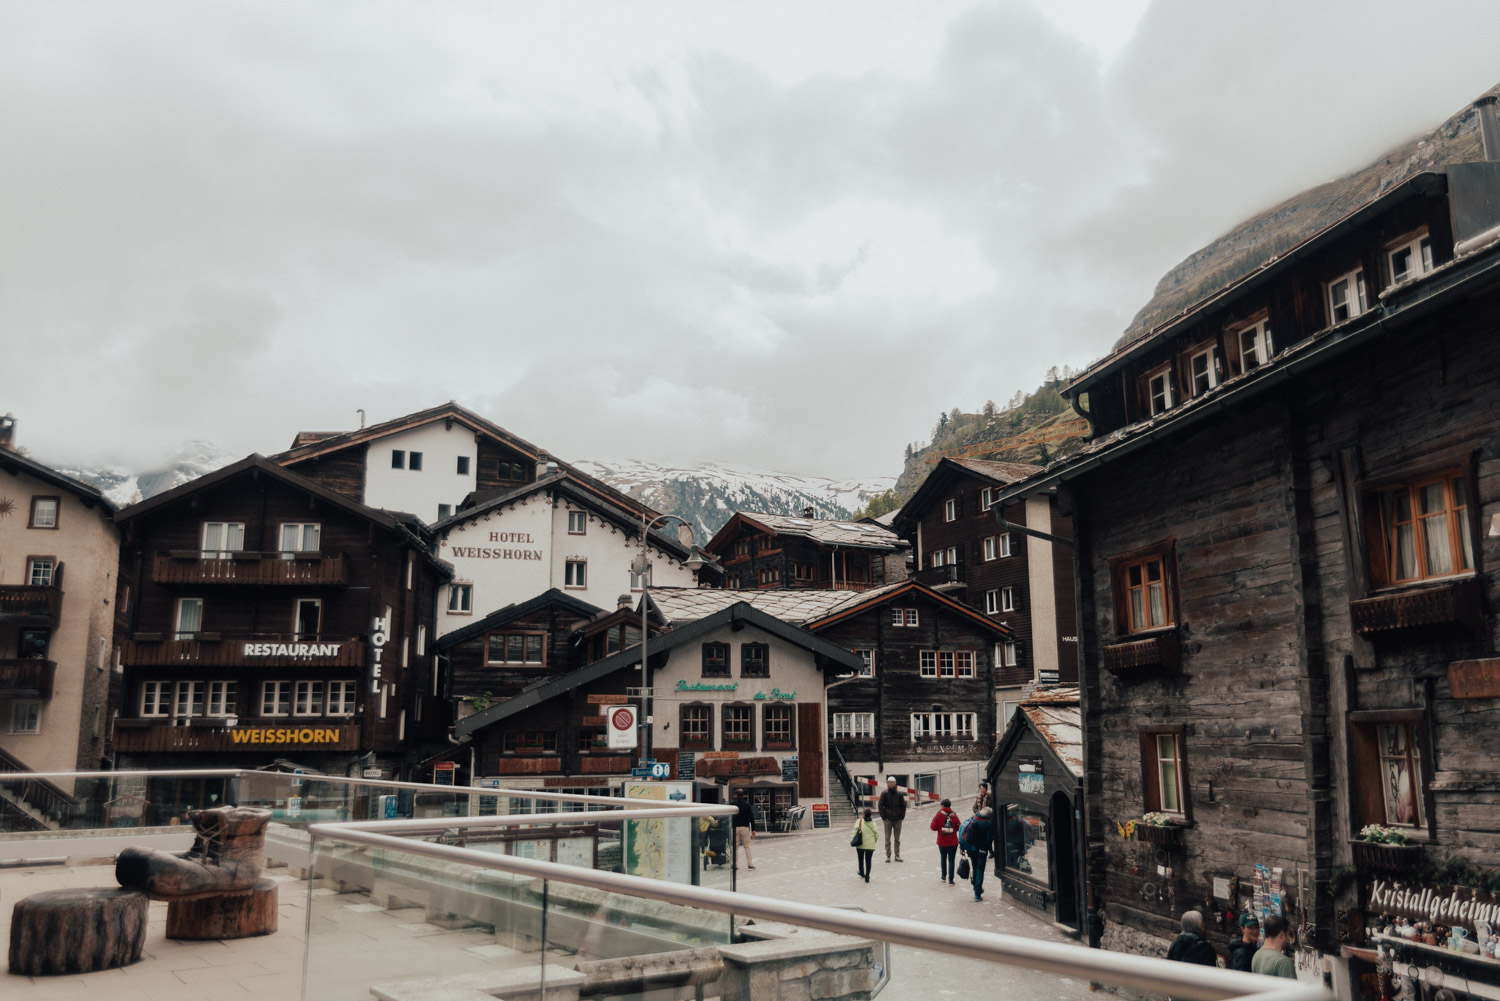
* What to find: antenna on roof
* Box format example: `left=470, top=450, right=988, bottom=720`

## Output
left=357, top=409, right=366, bottom=429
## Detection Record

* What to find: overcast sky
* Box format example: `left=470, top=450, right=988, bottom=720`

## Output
left=6, top=1, right=1500, bottom=480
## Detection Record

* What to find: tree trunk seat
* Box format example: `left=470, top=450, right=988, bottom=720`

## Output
left=8, top=887, right=148, bottom=976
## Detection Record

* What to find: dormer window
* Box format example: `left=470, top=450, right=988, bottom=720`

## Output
left=1236, top=318, right=1274, bottom=373
left=1145, top=366, right=1175, bottom=416
left=1326, top=268, right=1367, bottom=324
left=1187, top=345, right=1218, bottom=397
left=1387, top=231, right=1433, bottom=285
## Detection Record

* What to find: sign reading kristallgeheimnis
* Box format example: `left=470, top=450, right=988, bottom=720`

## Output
left=607, top=705, right=638, bottom=749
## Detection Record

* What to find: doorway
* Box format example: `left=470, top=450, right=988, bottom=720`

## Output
left=1050, top=790, right=1079, bottom=929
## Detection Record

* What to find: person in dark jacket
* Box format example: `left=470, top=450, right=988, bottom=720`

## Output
left=1166, top=910, right=1219, bottom=966
left=877, top=776, right=907, bottom=863
left=930, top=798, right=961, bottom=884
left=1227, top=913, right=1259, bottom=972
left=962, top=807, right=995, bottom=901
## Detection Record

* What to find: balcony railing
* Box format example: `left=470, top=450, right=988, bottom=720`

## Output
left=111, top=720, right=362, bottom=753
left=0, top=659, right=55, bottom=698
left=912, top=563, right=965, bottom=589
left=120, top=634, right=367, bottom=667
left=1102, top=629, right=1181, bottom=677
left=1351, top=575, right=1482, bottom=635
left=151, top=551, right=348, bottom=586
left=0, top=584, right=62, bottom=623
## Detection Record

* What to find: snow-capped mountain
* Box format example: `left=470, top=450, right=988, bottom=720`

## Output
left=56, top=441, right=239, bottom=508
left=573, top=459, right=896, bottom=541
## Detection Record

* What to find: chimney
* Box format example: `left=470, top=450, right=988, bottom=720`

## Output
left=0, top=413, right=15, bottom=451
left=801, top=505, right=815, bottom=519
left=617, top=594, right=633, bottom=611
left=1477, top=96, right=1500, bottom=161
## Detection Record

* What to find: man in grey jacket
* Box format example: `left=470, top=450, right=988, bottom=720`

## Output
left=877, top=776, right=907, bottom=862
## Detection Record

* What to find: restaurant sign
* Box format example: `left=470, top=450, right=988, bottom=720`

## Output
left=697, top=756, right=781, bottom=779
left=1365, top=878, right=1500, bottom=933
left=244, top=642, right=342, bottom=658
left=676, top=680, right=737, bottom=692
left=752, top=689, right=796, bottom=701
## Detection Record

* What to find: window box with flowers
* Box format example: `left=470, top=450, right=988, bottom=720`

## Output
left=1350, top=825, right=1423, bottom=873
left=1134, top=812, right=1185, bottom=847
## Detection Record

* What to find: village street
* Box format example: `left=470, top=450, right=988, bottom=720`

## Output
left=737, top=803, right=1097, bottom=1001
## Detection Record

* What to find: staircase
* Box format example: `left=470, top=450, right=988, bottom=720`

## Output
left=0, top=747, right=74, bottom=832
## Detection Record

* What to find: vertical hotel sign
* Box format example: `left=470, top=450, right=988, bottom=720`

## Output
left=370, top=613, right=389, bottom=693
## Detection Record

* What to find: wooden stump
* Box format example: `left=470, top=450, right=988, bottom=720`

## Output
left=8, top=887, right=148, bottom=976
left=165, top=877, right=278, bottom=940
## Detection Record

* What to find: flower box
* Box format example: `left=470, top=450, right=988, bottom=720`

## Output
left=1350, top=577, right=1481, bottom=636
left=1350, top=838, right=1422, bottom=873
left=1135, top=824, right=1184, bottom=847
left=1103, top=631, right=1180, bottom=678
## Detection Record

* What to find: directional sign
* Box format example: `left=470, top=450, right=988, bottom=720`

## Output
left=630, top=767, right=653, bottom=778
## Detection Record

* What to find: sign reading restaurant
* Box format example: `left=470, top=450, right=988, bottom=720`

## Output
left=244, top=642, right=343, bottom=658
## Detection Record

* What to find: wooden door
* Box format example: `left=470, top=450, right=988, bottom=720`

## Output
left=797, top=702, right=823, bottom=799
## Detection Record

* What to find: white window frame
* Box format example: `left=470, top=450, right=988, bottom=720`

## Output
left=943, top=498, right=957, bottom=522
left=279, top=523, right=321, bottom=554
left=173, top=681, right=204, bottom=719
left=981, top=487, right=994, bottom=510
left=1188, top=345, right=1218, bottom=397
left=910, top=712, right=977, bottom=741
left=854, top=649, right=874, bottom=678
left=905, top=608, right=918, bottom=627
left=919, top=651, right=937, bottom=678
left=997, top=640, right=1018, bottom=667
left=294, top=680, right=324, bottom=717
left=448, top=583, right=473, bottom=614
left=565, top=560, right=588, bottom=588
left=141, top=681, right=171, bottom=717
left=833, top=712, right=875, bottom=739
left=207, top=680, right=237, bottom=717
left=417, top=625, right=427, bottom=656
left=1236, top=318, right=1275, bottom=373
left=1000, top=533, right=1013, bottom=558
left=261, top=681, right=292, bottom=717
left=1387, top=231, right=1433, bottom=285
left=1001, top=586, right=1015, bottom=612
left=939, top=652, right=955, bottom=678
left=983, top=537, right=998, bottom=561
left=174, top=597, right=204, bottom=640
left=891, top=607, right=919, bottom=627
left=27, top=558, right=54, bottom=587
left=10, top=701, right=41, bottom=734
left=1146, top=366, right=1175, bottom=415
left=567, top=511, right=587, bottom=535
left=985, top=589, right=1000, bottom=615
left=29, top=497, right=58, bottom=529
left=1326, top=267, right=1368, bottom=324
left=327, top=681, right=357, bottom=716
left=201, top=522, right=245, bottom=559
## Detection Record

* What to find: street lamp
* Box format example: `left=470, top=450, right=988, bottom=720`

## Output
left=631, top=512, right=707, bottom=769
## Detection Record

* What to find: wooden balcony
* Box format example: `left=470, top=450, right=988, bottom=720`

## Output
left=120, top=635, right=366, bottom=668
left=0, top=584, right=62, bottom=624
left=151, top=552, right=348, bottom=586
left=112, top=719, right=361, bottom=753
left=912, top=564, right=965, bottom=590
left=1102, top=630, right=1180, bottom=678
left=0, top=659, right=55, bottom=698
left=1350, top=576, right=1482, bottom=636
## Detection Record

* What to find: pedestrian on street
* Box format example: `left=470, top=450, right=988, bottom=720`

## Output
left=852, top=808, right=878, bottom=882
left=732, top=789, right=756, bottom=870
left=961, top=806, right=995, bottom=901
left=1251, top=914, right=1296, bottom=979
left=1228, top=914, right=1260, bottom=972
left=930, top=797, right=960, bottom=884
left=974, top=780, right=991, bottom=815
left=1167, top=910, right=1218, bottom=966
left=878, top=776, right=907, bottom=863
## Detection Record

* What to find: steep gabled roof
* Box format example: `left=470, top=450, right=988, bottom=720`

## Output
left=434, top=589, right=605, bottom=650
left=891, top=456, right=1041, bottom=535
left=0, top=449, right=117, bottom=515
left=704, top=511, right=906, bottom=555
left=989, top=687, right=1082, bottom=780
left=806, top=579, right=1012, bottom=637
left=454, top=601, right=864, bottom=735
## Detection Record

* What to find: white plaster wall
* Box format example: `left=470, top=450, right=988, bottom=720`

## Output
left=1024, top=495, right=1059, bottom=678
left=361, top=421, right=478, bottom=522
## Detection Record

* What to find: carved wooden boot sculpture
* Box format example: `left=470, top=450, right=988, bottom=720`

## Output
left=115, top=805, right=279, bottom=940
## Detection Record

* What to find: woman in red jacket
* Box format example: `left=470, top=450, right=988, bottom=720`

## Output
left=930, top=798, right=961, bottom=884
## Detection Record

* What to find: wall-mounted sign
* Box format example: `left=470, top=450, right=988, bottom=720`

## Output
left=587, top=694, right=629, bottom=705
left=1449, top=658, right=1500, bottom=699
left=229, top=726, right=346, bottom=745
left=606, top=705, right=638, bottom=749
left=781, top=756, right=799, bottom=782
left=369, top=613, right=389, bottom=694
left=243, top=642, right=343, bottom=658
left=446, top=532, right=544, bottom=562
left=753, top=689, right=797, bottom=702
left=676, top=680, right=737, bottom=693
left=697, top=756, right=780, bottom=778
left=677, top=750, right=696, bottom=781
left=1366, top=878, right=1500, bottom=933
left=1019, top=756, right=1044, bottom=795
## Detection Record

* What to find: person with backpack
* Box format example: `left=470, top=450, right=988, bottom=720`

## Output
left=930, top=797, right=961, bottom=884
left=851, top=807, right=879, bottom=882
left=959, top=806, right=995, bottom=901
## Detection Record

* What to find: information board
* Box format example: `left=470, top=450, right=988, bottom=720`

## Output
left=781, top=756, right=799, bottom=783
left=811, top=804, right=830, bottom=829
left=678, top=750, right=696, bottom=781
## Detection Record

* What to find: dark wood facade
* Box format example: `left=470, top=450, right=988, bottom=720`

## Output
left=111, top=457, right=447, bottom=776
left=706, top=513, right=906, bottom=592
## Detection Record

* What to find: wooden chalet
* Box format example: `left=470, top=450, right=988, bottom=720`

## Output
left=991, top=94, right=1500, bottom=994
left=111, top=455, right=449, bottom=800
left=704, top=510, right=907, bottom=592
left=892, top=457, right=1077, bottom=713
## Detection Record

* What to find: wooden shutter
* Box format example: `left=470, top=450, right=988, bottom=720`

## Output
left=797, top=702, right=823, bottom=799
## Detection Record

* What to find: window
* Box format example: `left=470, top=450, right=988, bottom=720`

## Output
left=486, top=632, right=545, bottom=665
left=1116, top=554, right=1173, bottom=633
left=997, top=640, right=1019, bottom=667
left=891, top=608, right=919, bottom=627
left=456, top=455, right=471, bottom=476
left=497, top=460, right=527, bottom=481
left=1000, top=533, right=1013, bottom=558
left=981, top=487, right=994, bottom=510
left=955, top=651, right=975, bottom=678
left=18, top=628, right=47, bottom=660
left=503, top=730, right=558, bottom=753
left=392, top=449, right=406, bottom=469
left=173, top=681, right=204, bottom=719
left=1236, top=318, right=1275, bottom=373
left=448, top=583, right=473, bottom=614
left=437, top=503, right=452, bottom=520
left=985, top=589, right=1000, bottom=614
left=261, top=681, right=292, bottom=717
left=207, top=681, right=237, bottom=717
left=631, top=564, right=652, bottom=590
left=408, top=451, right=423, bottom=471
left=294, top=681, right=324, bottom=716
left=1370, top=473, right=1474, bottom=585
left=417, top=626, right=427, bottom=656
left=920, top=651, right=937, bottom=678
left=293, top=599, right=321, bottom=640
left=1000, top=586, right=1016, bottom=612
left=854, top=649, right=874, bottom=678
left=201, top=522, right=245, bottom=558
left=792, top=563, right=814, bottom=582
left=327, top=681, right=357, bottom=716
left=758, top=566, right=780, bottom=585
left=702, top=642, right=730, bottom=677
left=741, top=643, right=769, bottom=677
left=757, top=536, right=776, bottom=553
left=681, top=705, right=712, bottom=746
left=27, top=558, right=54, bottom=587
left=174, top=598, right=204, bottom=639
left=763, top=705, right=794, bottom=747
left=910, top=712, right=976, bottom=741
left=1141, top=729, right=1188, bottom=817
left=983, top=537, right=998, bottom=561
left=10, top=702, right=40, bottom=734
left=29, top=496, right=59, bottom=529
left=1145, top=367, right=1175, bottom=415
left=279, top=523, right=321, bottom=553
left=564, top=560, right=588, bottom=588
left=567, top=511, right=587, bottom=535
left=723, top=705, right=754, bottom=745
left=939, top=652, right=955, bottom=678
left=141, top=681, right=171, bottom=717
left=1188, top=346, right=1218, bottom=397
left=733, top=539, right=751, bottom=558
left=1350, top=714, right=1428, bottom=830
left=833, top=713, right=875, bottom=739
left=944, top=498, right=957, bottom=522
left=1388, top=231, right=1433, bottom=285
left=1326, top=268, right=1368, bottom=324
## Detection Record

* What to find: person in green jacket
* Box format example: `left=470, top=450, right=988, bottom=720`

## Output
left=852, top=808, right=879, bottom=882
left=1251, top=914, right=1297, bottom=979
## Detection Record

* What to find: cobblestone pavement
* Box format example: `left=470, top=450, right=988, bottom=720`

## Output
left=736, top=805, right=1099, bottom=1001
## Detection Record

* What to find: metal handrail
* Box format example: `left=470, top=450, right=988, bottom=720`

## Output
left=309, top=808, right=1332, bottom=1001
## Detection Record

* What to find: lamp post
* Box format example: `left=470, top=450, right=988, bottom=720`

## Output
left=631, top=512, right=707, bottom=770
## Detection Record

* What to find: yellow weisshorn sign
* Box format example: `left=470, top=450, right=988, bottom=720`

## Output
left=229, top=727, right=345, bottom=745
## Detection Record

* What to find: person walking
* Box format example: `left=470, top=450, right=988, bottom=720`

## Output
left=930, top=797, right=961, bottom=884
left=1251, top=914, right=1297, bottom=979
left=1167, top=910, right=1219, bottom=966
left=961, top=806, right=995, bottom=901
left=974, top=780, right=991, bottom=815
left=877, top=776, right=906, bottom=863
left=851, top=808, right=878, bottom=882
left=731, top=789, right=756, bottom=870
left=1228, top=914, right=1260, bottom=972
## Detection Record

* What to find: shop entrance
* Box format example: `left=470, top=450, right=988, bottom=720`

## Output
left=1050, top=790, right=1079, bottom=929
